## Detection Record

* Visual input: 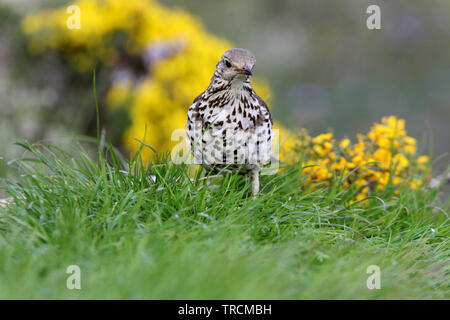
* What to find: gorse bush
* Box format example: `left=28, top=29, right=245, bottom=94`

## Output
left=21, top=1, right=432, bottom=201
left=289, top=116, right=431, bottom=202
left=22, top=0, right=275, bottom=160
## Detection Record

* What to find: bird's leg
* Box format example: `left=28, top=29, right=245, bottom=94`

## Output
left=251, top=168, right=260, bottom=198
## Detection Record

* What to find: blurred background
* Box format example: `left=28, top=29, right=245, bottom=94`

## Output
left=0, top=0, right=449, bottom=176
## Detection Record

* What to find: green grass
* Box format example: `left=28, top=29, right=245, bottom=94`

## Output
left=0, top=137, right=448, bottom=299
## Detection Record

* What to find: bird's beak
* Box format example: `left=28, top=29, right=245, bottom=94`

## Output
left=242, top=65, right=253, bottom=76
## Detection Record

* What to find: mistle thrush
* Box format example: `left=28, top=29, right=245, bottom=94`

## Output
left=186, top=48, right=273, bottom=196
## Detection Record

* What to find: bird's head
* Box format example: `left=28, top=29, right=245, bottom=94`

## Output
left=215, top=48, right=256, bottom=82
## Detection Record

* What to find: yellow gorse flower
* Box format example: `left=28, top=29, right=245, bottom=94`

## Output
left=287, top=116, right=431, bottom=202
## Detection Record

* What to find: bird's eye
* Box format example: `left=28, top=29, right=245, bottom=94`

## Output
left=225, top=60, right=232, bottom=68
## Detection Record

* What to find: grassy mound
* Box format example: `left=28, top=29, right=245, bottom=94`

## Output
left=0, top=138, right=448, bottom=299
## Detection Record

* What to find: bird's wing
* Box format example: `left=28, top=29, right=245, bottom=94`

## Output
left=251, top=92, right=274, bottom=165
left=254, top=92, right=273, bottom=126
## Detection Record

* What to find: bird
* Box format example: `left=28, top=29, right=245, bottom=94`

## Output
left=186, top=48, right=273, bottom=196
